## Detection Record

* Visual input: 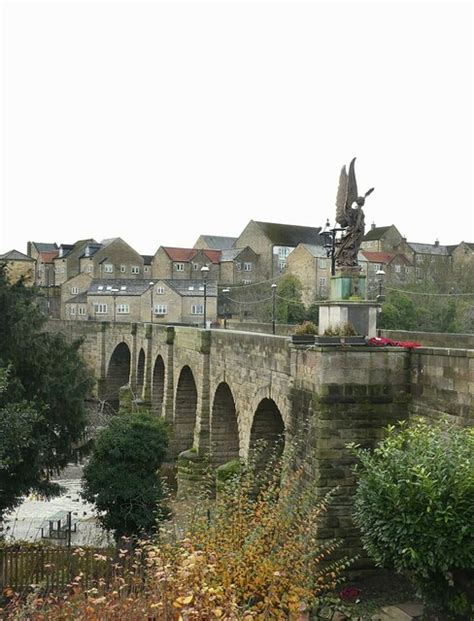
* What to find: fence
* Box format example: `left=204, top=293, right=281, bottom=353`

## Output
left=0, top=545, right=121, bottom=592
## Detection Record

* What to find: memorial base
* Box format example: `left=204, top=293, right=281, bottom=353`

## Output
left=318, top=301, right=379, bottom=338
left=330, top=269, right=366, bottom=301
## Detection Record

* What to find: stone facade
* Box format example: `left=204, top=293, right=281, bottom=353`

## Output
left=0, top=250, right=35, bottom=285
left=79, top=238, right=145, bottom=279
left=361, top=224, right=404, bottom=252
left=60, top=273, right=93, bottom=319
left=54, top=240, right=96, bottom=286
left=152, top=247, right=221, bottom=281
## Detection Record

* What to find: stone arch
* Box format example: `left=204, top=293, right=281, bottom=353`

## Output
left=136, top=348, right=146, bottom=398
left=173, top=366, right=198, bottom=455
left=152, top=354, right=165, bottom=416
left=249, top=398, right=285, bottom=464
left=210, top=382, right=240, bottom=466
left=105, top=342, right=131, bottom=411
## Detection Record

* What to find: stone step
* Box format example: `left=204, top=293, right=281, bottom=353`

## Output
left=373, top=602, right=424, bottom=621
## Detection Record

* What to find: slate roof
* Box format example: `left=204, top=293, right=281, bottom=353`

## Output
left=362, top=251, right=412, bottom=265
left=164, top=279, right=218, bottom=297
left=298, top=244, right=327, bottom=258
left=142, top=255, right=153, bottom=265
left=79, top=243, right=103, bottom=258
left=408, top=242, right=449, bottom=256
left=254, top=221, right=322, bottom=246
left=198, top=235, right=237, bottom=249
left=446, top=242, right=474, bottom=254
left=33, top=242, right=58, bottom=252
left=362, top=226, right=392, bottom=241
left=220, top=247, right=257, bottom=261
left=89, top=279, right=153, bottom=296
left=161, top=247, right=222, bottom=264
left=0, top=249, right=34, bottom=261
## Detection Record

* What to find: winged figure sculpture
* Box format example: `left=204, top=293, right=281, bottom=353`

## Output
left=334, top=158, right=374, bottom=268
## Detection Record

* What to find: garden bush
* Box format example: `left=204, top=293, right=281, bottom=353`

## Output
left=350, top=419, right=474, bottom=618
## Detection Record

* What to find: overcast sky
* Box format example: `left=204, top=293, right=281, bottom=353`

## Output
left=1, top=0, right=472, bottom=256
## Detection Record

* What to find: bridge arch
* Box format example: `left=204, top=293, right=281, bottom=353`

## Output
left=173, top=365, right=198, bottom=455
left=136, top=348, right=145, bottom=399
left=248, top=397, right=285, bottom=464
left=105, top=342, right=131, bottom=411
left=152, top=355, right=165, bottom=416
left=210, top=382, right=240, bottom=466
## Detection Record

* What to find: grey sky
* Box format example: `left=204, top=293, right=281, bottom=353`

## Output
left=1, top=0, right=472, bottom=255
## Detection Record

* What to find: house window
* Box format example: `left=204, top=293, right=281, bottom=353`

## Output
left=193, top=263, right=199, bottom=271
left=175, top=263, right=184, bottom=271
left=78, top=306, right=86, bottom=316
left=70, top=306, right=76, bottom=315
left=144, top=266, right=149, bottom=273
left=154, top=304, right=167, bottom=315
left=104, top=264, right=113, bottom=273
left=373, top=263, right=381, bottom=271
left=242, top=279, right=252, bottom=285
left=244, top=262, right=252, bottom=271
left=131, top=266, right=140, bottom=274
left=120, top=265, right=126, bottom=273
left=87, top=265, right=93, bottom=273
left=71, top=286, right=79, bottom=294
left=394, top=264, right=401, bottom=273
left=279, top=260, right=286, bottom=272
left=94, top=303, right=108, bottom=314
left=191, top=304, right=204, bottom=315
left=235, top=262, right=242, bottom=271
left=117, top=304, right=130, bottom=314
left=319, top=277, right=327, bottom=286
left=318, top=259, right=326, bottom=269
left=156, top=286, right=165, bottom=294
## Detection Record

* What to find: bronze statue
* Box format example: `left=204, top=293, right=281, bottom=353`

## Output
left=334, top=158, right=374, bottom=268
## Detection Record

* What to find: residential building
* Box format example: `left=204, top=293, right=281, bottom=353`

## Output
left=0, top=250, right=35, bottom=285
left=234, top=220, right=322, bottom=278
left=361, top=251, right=413, bottom=298
left=361, top=224, right=404, bottom=253
left=60, top=273, right=93, bottom=319
left=285, top=244, right=331, bottom=305
left=79, top=238, right=145, bottom=279
left=53, top=239, right=97, bottom=286
left=152, top=247, right=221, bottom=281
left=142, top=255, right=153, bottom=277
left=219, top=247, right=261, bottom=286
left=27, top=241, right=59, bottom=286
left=447, top=242, right=474, bottom=268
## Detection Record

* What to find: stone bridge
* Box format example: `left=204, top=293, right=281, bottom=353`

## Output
left=46, top=320, right=473, bottom=562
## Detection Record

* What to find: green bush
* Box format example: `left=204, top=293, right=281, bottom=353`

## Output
left=294, top=320, right=318, bottom=335
left=350, top=419, right=474, bottom=618
left=323, top=322, right=358, bottom=336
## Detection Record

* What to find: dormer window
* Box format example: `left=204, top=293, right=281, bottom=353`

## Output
left=84, top=247, right=90, bottom=257
left=175, top=263, right=184, bottom=272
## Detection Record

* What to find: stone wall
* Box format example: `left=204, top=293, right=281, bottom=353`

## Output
left=226, top=320, right=296, bottom=336
left=381, top=329, right=474, bottom=349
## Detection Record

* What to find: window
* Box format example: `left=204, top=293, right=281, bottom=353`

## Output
left=120, top=265, right=126, bottom=273
left=117, top=304, right=130, bottom=314
left=244, top=262, right=252, bottom=271
left=94, top=303, right=108, bottom=314
left=98, top=285, right=104, bottom=291
left=191, top=304, right=204, bottom=315
left=70, top=306, right=76, bottom=315
left=279, top=260, right=286, bottom=272
left=373, top=263, right=381, bottom=272
left=144, top=266, right=149, bottom=273
left=120, top=285, right=127, bottom=291
left=156, top=286, right=165, bottom=294
left=235, top=262, right=242, bottom=271
left=394, top=264, right=401, bottom=273
left=87, top=265, right=93, bottom=273
left=104, top=264, right=113, bottom=273
left=242, top=279, right=252, bottom=285
left=71, top=286, right=78, bottom=295
left=78, top=306, right=86, bottom=316
left=318, top=259, right=326, bottom=269
left=193, top=263, right=199, bottom=271
left=131, top=266, right=140, bottom=274
left=319, top=277, right=327, bottom=286
left=154, top=304, right=167, bottom=315
left=175, top=263, right=184, bottom=271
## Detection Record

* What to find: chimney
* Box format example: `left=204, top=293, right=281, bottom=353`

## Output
left=371, top=222, right=376, bottom=230
left=435, top=239, right=439, bottom=247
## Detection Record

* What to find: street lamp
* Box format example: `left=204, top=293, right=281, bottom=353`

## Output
left=376, top=269, right=386, bottom=301
left=149, top=281, right=154, bottom=323
left=222, top=288, right=230, bottom=329
left=320, top=218, right=346, bottom=276
left=271, top=283, right=277, bottom=335
left=201, top=265, right=210, bottom=329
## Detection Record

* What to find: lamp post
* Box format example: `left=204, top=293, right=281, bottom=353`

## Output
left=222, top=288, right=230, bottom=329
left=201, top=265, right=210, bottom=329
left=271, top=283, right=277, bottom=335
left=320, top=218, right=345, bottom=276
left=149, top=281, right=154, bottom=323
left=376, top=269, right=386, bottom=301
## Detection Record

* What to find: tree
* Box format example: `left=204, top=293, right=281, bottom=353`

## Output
left=0, top=266, right=93, bottom=519
left=351, top=420, right=474, bottom=618
left=276, top=274, right=305, bottom=324
left=82, top=411, right=169, bottom=539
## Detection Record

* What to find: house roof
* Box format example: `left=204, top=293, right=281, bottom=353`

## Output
left=65, top=292, right=88, bottom=304
left=164, top=279, right=218, bottom=297
left=141, top=255, right=153, bottom=265
left=197, top=235, right=237, bottom=249
left=89, top=279, right=153, bottom=296
left=32, top=242, right=58, bottom=252
left=298, top=244, right=327, bottom=258
left=446, top=242, right=474, bottom=254
left=362, top=226, right=392, bottom=241
left=79, top=243, right=103, bottom=258
left=39, top=250, right=59, bottom=263
left=362, top=251, right=412, bottom=265
left=161, top=247, right=222, bottom=264
left=0, top=249, right=34, bottom=262
left=408, top=242, right=449, bottom=256
left=254, top=221, right=322, bottom=246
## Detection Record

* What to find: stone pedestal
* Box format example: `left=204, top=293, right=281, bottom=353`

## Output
left=330, top=266, right=366, bottom=301
left=318, top=301, right=379, bottom=338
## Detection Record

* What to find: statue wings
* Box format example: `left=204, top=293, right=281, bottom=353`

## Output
left=335, top=157, right=359, bottom=228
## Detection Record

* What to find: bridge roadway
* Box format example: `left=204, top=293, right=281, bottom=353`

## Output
left=45, top=319, right=473, bottom=563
